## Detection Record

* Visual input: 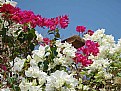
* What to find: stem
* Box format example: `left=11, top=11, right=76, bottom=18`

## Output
left=74, top=63, right=81, bottom=81
left=79, top=32, right=80, bottom=37
left=54, top=30, right=56, bottom=40
left=82, top=32, right=84, bottom=37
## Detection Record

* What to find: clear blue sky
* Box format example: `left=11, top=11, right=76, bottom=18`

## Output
left=15, top=0, right=121, bottom=41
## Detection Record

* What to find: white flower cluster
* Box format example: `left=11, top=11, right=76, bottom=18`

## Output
left=10, top=57, right=25, bottom=72
left=14, top=40, right=78, bottom=91
left=84, top=29, right=115, bottom=69
left=30, top=40, right=77, bottom=70
left=54, top=40, right=76, bottom=66
left=109, top=38, right=121, bottom=54
left=84, top=29, right=121, bottom=80
left=45, top=70, right=78, bottom=91
left=84, top=29, right=115, bottom=46
left=87, top=58, right=110, bottom=70
left=0, top=0, right=17, bottom=7
left=19, top=78, right=43, bottom=91
left=25, top=66, right=47, bottom=79
left=19, top=70, right=78, bottom=91
left=32, top=45, right=46, bottom=63
left=35, top=31, right=43, bottom=42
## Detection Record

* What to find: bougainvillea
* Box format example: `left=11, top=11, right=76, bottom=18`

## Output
left=0, top=3, right=69, bottom=30
left=1, top=0, right=121, bottom=91
left=76, top=26, right=86, bottom=33
left=73, top=40, right=99, bottom=66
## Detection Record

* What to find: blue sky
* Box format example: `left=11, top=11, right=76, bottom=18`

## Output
left=15, top=0, right=121, bottom=41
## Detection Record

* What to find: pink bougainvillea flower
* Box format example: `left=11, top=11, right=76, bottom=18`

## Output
left=0, top=4, right=20, bottom=20
left=87, top=30, right=94, bottom=36
left=17, top=10, right=35, bottom=24
left=59, top=15, right=69, bottom=29
left=73, top=53, right=93, bottom=67
left=0, top=64, right=7, bottom=71
left=11, top=14, right=21, bottom=23
left=95, top=42, right=100, bottom=47
left=0, top=4, right=69, bottom=31
left=43, top=38, right=50, bottom=45
left=84, top=40, right=99, bottom=56
left=36, top=15, right=44, bottom=27
left=43, top=15, right=69, bottom=30
left=76, top=26, right=86, bottom=33
left=81, top=56, right=93, bottom=67
left=43, top=18, right=56, bottom=30
left=74, top=40, right=99, bottom=66
left=12, top=10, right=43, bottom=28
left=0, top=4, right=20, bottom=14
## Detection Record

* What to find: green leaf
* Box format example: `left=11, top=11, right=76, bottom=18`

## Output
left=38, top=62, right=42, bottom=68
left=29, top=28, right=36, bottom=37
left=0, top=31, right=2, bottom=35
left=29, top=43, right=35, bottom=51
left=2, top=27, right=7, bottom=37
left=50, top=45, right=58, bottom=59
left=55, top=32, right=60, bottom=38
left=55, top=28, right=59, bottom=33
left=17, top=32, right=24, bottom=43
left=80, top=71, right=86, bottom=75
left=0, top=19, right=2, bottom=23
left=5, top=36, right=14, bottom=44
left=15, top=86, right=20, bottom=91
left=43, top=60, right=49, bottom=71
left=27, top=33, right=34, bottom=41
left=48, top=30, right=54, bottom=35
left=56, top=65, right=61, bottom=70
left=117, top=72, right=121, bottom=77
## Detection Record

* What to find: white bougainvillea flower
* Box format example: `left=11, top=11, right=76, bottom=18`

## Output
left=25, top=66, right=40, bottom=78
left=1, top=87, right=10, bottom=91
left=19, top=83, right=31, bottom=91
left=46, top=70, right=78, bottom=91
left=87, top=58, right=110, bottom=70
left=10, top=57, right=25, bottom=72
left=32, top=45, right=45, bottom=58
left=29, top=86, right=42, bottom=91
left=35, top=31, right=43, bottom=42
left=19, top=78, right=43, bottom=91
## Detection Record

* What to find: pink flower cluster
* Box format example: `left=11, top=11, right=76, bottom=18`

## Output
left=0, top=4, right=69, bottom=30
left=76, top=26, right=86, bottom=33
left=78, top=40, right=99, bottom=56
left=87, top=30, right=94, bottom=36
left=12, top=10, right=43, bottom=28
left=43, top=15, right=69, bottom=30
left=74, top=40, right=99, bottom=66
left=43, top=37, right=50, bottom=45
left=76, top=25, right=94, bottom=36
left=74, top=53, right=93, bottom=67
left=0, top=4, right=20, bottom=14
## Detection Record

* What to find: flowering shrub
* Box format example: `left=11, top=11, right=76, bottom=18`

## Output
left=0, top=0, right=121, bottom=91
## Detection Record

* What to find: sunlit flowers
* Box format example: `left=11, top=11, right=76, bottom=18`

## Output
left=0, top=3, right=69, bottom=30
left=74, top=40, right=99, bottom=66
left=87, top=30, right=94, bottom=36
left=10, top=57, right=25, bottom=72
left=45, top=70, right=78, bottom=91
left=76, top=26, right=86, bottom=33
left=1, top=0, right=121, bottom=91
